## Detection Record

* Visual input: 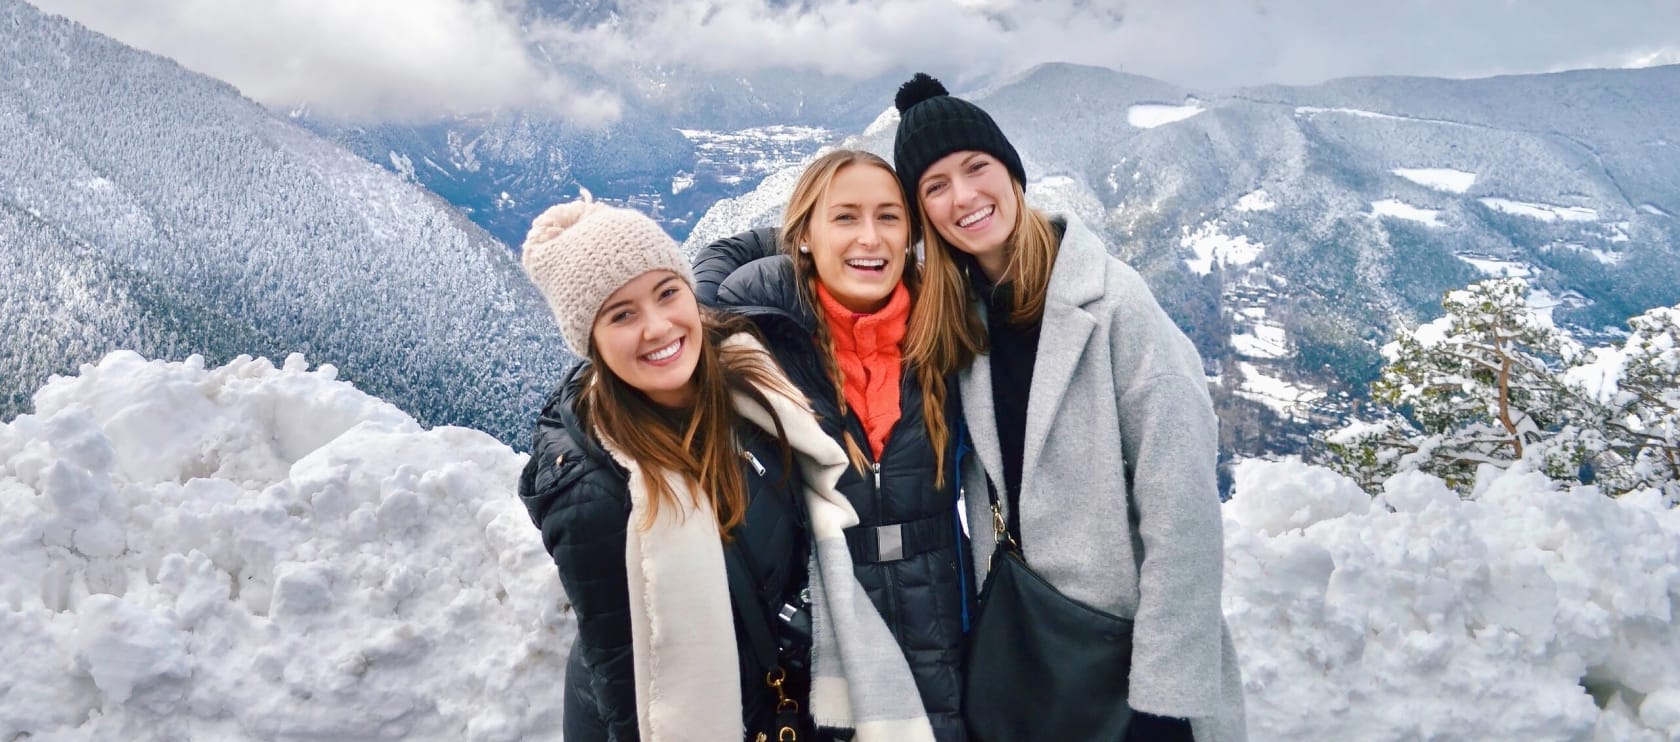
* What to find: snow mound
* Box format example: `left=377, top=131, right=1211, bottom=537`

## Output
left=10, top=353, right=1680, bottom=740
left=1226, top=462, right=1680, bottom=741
left=0, top=352, right=571, bottom=741
left=1127, top=102, right=1206, bottom=128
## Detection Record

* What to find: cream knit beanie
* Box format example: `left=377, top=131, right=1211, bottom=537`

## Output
left=520, top=198, right=696, bottom=355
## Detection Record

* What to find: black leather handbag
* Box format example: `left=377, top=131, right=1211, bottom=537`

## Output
left=964, top=481, right=1135, bottom=741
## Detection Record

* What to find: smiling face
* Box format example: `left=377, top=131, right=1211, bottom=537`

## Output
left=590, top=270, right=702, bottom=408
left=803, top=163, right=910, bottom=314
left=916, top=150, right=1020, bottom=278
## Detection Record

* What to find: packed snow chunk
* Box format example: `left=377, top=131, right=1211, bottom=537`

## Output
left=1480, top=197, right=1599, bottom=223
left=1225, top=458, right=1369, bottom=535
left=1180, top=221, right=1264, bottom=275
left=1233, top=188, right=1277, bottom=212
left=1225, top=463, right=1680, bottom=741
left=1377, top=470, right=1459, bottom=513
left=1640, top=203, right=1672, bottom=217
left=1392, top=168, right=1477, bottom=194
left=29, top=351, right=416, bottom=485
left=1127, top=102, right=1205, bottom=128
left=75, top=595, right=191, bottom=707
left=1370, top=198, right=1442, bottom=227
left=0, top=354, right=572, bottom=741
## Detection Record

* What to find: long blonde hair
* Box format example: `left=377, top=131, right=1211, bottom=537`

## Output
left=579, top=310, right=792, bottom=537
left=904, top=177, right=1060, bottom=377
left=780, top=149, right=951, bottom=487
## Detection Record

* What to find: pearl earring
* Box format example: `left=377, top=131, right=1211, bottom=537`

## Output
left=798, top=244, right=810, bottom=254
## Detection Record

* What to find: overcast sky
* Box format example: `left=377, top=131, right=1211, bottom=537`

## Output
left=28, top=0, right=1680, bottom=122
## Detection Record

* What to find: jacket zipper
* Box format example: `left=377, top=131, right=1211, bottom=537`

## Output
left=741, top=450, right=766, bottom=476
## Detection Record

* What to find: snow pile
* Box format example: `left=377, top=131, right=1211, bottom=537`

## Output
left=9, top=352, right=1680, bottom=741
left=1226, top=459, right=1680, bottom=741
left=0, top=352, right=571, bottom=741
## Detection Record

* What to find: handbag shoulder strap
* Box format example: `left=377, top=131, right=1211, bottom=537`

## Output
left=723, top=540, right=781, bottom=673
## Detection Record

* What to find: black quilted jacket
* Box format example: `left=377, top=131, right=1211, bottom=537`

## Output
left=518, top=361, right=809, bottom=741
left=694, top=229, right=973, bottom=741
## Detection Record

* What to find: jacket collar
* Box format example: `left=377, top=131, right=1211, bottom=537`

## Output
left=960, top=213, right=1106, bottom=509
left=713, top=255, right=817, bottom=334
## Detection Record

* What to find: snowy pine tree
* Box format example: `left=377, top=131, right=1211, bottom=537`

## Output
left=1584, top=305, right=1680, bottom=501
left=1326, top=278, right=1593, bottom=493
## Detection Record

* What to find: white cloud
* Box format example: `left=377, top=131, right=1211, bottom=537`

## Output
left=27, top=0, right=621, bottom=123
left=27, top=0, right=1680, bottom=121
left=536, top=0, right=1680, bottom=90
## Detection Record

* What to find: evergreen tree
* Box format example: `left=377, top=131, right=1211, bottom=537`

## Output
left=1590, top=306, right=1680, bottom=501
left=1327, top=278, right=1592, bottom=493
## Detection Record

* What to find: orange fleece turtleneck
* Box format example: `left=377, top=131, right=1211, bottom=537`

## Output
left=815, top=281, right=910, bottom=459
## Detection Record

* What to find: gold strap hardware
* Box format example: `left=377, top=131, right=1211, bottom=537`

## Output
left=991, top=501, right=1019, bottom=551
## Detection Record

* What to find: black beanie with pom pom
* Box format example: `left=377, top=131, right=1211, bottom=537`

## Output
left=891, top=72, right=1026, bottom=204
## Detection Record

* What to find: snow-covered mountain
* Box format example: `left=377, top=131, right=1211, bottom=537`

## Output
left=295, top=0, right=919, bottom=246
left=0, top=0, right=571, bottom=444
left=687, top=62, right=1680, bottom=461
left=299, top=110, right=838, bottom=247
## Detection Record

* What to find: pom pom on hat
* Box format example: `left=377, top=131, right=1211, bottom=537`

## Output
left=524, top=199, right=595, bottom=246
left=520, top=196, right=695, bottom=356
left=891, top=72, right=1026, bottom=208
left=895, top=72, right=949, bottom=113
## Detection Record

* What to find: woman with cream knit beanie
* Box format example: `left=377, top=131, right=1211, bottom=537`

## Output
left=514, top=198, right=934, bottom=742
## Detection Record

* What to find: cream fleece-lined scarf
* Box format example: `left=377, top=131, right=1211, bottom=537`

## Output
left=599, top=333, right=934, bottom=742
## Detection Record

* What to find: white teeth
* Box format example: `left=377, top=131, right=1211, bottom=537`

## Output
left=846, top=258, right=887, bottom=269
left=643, top=339, right=681, bottom=362
left=958, top=206, right=994, bottom=228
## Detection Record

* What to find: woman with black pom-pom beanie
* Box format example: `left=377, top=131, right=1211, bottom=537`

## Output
left=893, top=73, right=1248, bottom=742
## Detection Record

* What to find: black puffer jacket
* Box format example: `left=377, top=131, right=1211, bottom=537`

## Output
left=695, top=229, right=972, bottom=741
left=518, top=360, right=810, bottom=741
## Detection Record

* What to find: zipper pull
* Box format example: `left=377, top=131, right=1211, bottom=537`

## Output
left=872, top=462, right=881, bottom=489
left=741, top=450, right=766, bottom=476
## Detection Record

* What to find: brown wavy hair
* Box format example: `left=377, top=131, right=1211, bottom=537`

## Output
left=780, top=149, right=950, bottom=487
left=579, top=308, right=795, bottom=537
left=904, top=176, right=1060, bottom=378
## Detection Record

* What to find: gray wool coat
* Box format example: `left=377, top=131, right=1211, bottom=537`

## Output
left=959, top=215, right=1247, bottom=742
